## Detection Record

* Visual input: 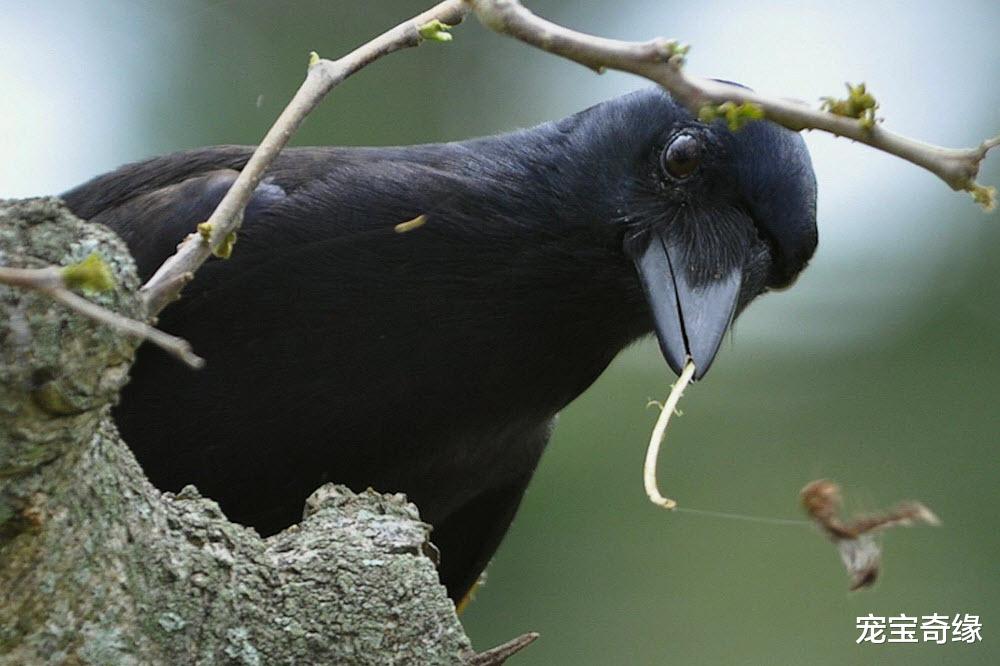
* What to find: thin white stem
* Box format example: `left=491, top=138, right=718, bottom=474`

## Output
left=643, top=360, right=696, bottom=510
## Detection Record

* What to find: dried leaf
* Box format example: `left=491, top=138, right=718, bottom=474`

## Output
left=801, top=479, right=939, bottom=590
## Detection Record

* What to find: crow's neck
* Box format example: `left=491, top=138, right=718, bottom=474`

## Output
left=406, top=124, right=653, bottom=416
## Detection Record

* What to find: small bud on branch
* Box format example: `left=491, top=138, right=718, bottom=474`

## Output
left=419, top=19, right=455, bottom=42
left=60, top=252, right=115, bottom=293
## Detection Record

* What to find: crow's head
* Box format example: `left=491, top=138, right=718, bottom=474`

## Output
left=586, top=87, right=818, bottom=378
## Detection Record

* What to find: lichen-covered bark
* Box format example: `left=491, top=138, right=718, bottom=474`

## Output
left=0, top=198, right=473, bottom=665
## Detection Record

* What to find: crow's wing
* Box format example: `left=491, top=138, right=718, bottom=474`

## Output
left=61, top=146, right=327, bottom=280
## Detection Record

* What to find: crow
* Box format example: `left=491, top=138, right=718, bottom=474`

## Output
left=63, top=86, right=818, bottom=602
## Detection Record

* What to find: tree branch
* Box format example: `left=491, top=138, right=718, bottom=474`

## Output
left=0, top=262, right=203, bottom=369
left=140, top=0, right=473, bottom=316
left=466, top=632, right=540, bottom=665
left=466, top=0, right=999, bottom=210
left=139, top=0, right=999, bottom=330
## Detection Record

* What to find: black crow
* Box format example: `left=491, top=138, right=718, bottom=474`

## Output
left=63, top=87, right=818, bottom=602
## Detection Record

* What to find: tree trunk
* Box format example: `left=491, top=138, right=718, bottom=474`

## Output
left=0, top=198, right=476, bottom=665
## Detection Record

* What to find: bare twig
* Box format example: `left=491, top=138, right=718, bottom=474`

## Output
left=140, top=0, right=471, bottom=316
left=0, top=264, right=203, bottom=369
left=466, top=632, right=540, bottom=665
left=466, top=0, right=999, bottom=209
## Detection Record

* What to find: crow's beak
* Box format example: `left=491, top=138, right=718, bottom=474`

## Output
left=627, top=229, right=742, bottom=380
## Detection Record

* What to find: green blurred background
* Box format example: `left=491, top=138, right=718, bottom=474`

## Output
left=3, top=1, right=997, bottom=663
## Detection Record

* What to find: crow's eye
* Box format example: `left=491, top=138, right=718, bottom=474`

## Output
left=660, top=133, right=702, bottom=180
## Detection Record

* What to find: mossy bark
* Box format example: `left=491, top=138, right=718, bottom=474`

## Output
left=0, top=198, right=474, bottom=665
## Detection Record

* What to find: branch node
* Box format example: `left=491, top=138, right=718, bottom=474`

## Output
left=196, top=221, right=213, bottom=241
left=419, top=18, right=454, bottom=42
left=650, top=37, right=690, bottom=65
left=197, top=222, right=238, bottom=259
left=980, top=134, right=1000, bottom=155
left=967, top=183, right=997, bottom=212
left=699, top=101, right=765, bottom=131
left=820, top=82, right=880, bottom=129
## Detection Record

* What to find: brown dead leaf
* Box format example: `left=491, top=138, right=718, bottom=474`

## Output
left=800, top=479, right=939, bottom=590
